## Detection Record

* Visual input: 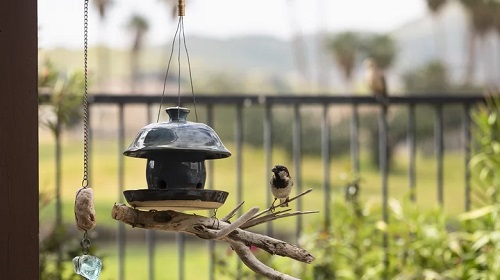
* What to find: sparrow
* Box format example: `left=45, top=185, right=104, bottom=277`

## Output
left=270, top=165, right=293, bottom=208
left=364, top=58, right=388, bottom=105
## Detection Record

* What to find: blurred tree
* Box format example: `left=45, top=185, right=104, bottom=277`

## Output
left=127, top=14, right=149, bottom=93
left=360, top=34, right=397, bottom=71
left=39, top=60, right=84, bottom=280
left=326, top=32, right=360, bottom=93
left=286, top=0, right=310, bottom=83
left=403, top=60, right=449, bottom=94
left=494, top=3, right=500, bottom=84
left=159, top=0, right=177, bottom=19
left=426, top=0, right=447, bottom=62
left=92, top=0, right=113, bottom=88
left=460, top=0, right=497, bottom=85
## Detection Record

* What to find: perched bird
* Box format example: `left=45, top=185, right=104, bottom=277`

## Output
left=344, top=178, right=360, bottom=203
left=270, top=165, right=293, bottom=208
left=364, top=58, right=388, bottom=104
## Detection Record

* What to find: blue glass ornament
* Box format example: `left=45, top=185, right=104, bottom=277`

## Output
left=73, top=255, right=102, bottom=280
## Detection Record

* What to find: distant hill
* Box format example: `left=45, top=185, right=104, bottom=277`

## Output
left=39, top=3, right=497, bottom=94
left=39, top=35, right=298, bottom=93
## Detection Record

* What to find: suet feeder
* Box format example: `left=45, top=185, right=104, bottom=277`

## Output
left=123, top=106, right=231, bottom=211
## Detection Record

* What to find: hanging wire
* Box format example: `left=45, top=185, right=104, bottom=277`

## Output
left=157, top=14, right=198, bottom=122
left=157, top=18, right=182, bottom=122
left=181, top=17, right=198, bottom=121
left=177, top=16, right=182, bottom=121
left=81, top=0, right=90, bottom=189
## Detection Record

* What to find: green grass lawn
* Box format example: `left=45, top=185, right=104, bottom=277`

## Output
left=39, top=135, right=470, bottom=279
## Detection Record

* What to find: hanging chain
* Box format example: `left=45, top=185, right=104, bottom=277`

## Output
left=81, top=231, right=91, bottom=255
left=82, top=0, right=90, bottom=189
left=80, top=0, right=91, bottom=255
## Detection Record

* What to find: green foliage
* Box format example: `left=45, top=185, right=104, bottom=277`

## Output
left=293, top=93, right=500, bottom=279
left=470, top=93, right=500, bottom=207
left=359, top=34, right=397, bottom=70
left=297, top=192, right=500, bottom=279
left=403, top=60, right=449, bottom=94
left=326, top=32, right=360, bottom=81
left=39, top=60, right=85, bottom=136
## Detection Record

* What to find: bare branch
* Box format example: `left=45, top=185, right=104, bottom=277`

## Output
left=221, top=201, right=245, bottom=222
left=227, top=240, right=300, bottom=280
left=214, top=206, right=258, bottom=238
left=251, top=188, right=314, bottom=221
left=242, top=210, right=320, bottom=229
left=111, top=204, right=315, bottom=264
left=111, top=189, right=317, bottom=280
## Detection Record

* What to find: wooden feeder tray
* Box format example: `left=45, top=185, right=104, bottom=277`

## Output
left=123, top=189, right=229, bottom=211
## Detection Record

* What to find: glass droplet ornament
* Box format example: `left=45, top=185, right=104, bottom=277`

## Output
left=73, top=254, right=102, bottom=280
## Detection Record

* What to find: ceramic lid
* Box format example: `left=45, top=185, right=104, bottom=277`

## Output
left=123, top=107, right=231, bottom=160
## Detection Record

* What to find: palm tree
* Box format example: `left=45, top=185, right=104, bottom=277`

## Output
left=326, top=32, right=360, bottom=93
left=426, top=0, right=447, bottom=61
left=461, top=0, right=496, bottom=85
left=286, top=0, right=310, bottom=84
left=361, top=34, right=397, bottom=71
left=127, top=15, right=149, bottom=93
left=160, top=0, right=178, bottom=19
left=493, top=4, right=500, bottom=85
left=92, top=0, right=113, bottom=89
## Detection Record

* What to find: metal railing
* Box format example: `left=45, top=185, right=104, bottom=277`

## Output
left=39, top=93, right=485, bottom=279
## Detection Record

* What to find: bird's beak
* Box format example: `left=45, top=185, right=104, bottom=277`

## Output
left=271, top=167, right=277, bottom=173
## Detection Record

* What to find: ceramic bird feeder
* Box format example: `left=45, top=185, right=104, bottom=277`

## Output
left=122, top=106, right=231, bottom=211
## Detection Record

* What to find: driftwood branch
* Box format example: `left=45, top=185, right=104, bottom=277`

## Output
left=111, top=189, right=317, bottom=280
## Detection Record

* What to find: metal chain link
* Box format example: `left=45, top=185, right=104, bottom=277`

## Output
left=81, top=231, right=91, bottom=255
left=82, top=0, right=89, bottom=188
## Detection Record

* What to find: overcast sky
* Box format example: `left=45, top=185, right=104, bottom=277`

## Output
left=38, top=0, right=427, bottom=49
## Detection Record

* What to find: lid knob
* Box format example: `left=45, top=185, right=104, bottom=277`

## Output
left=166, top=107, right=190, bottom=122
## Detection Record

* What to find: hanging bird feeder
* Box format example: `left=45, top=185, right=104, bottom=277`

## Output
left=123, top=107, right=231, bottom=211
left=122, top=0, right=231, bottom=211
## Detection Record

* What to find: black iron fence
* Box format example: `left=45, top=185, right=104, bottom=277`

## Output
left=39, top=93, right=486, bottom=280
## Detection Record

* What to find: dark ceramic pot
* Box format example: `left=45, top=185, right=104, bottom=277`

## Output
left=124, top=107, right=231, bottom=190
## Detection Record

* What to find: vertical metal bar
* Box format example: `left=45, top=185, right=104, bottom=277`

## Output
left=264, top=104, right=273, bottom=236
left=321, top=104, right=331, bottom=231
left=435, top=105, right=444, bottom=206
left=177, top=233, right=185, bottom=280
left=351, top=105, right=360, bottom=174
left=235, top=104, right=244, bottom=279
left=118, top=103, right=126, bottom=280
left=206, top=104, right=216, bottom=280
left=408, top=105, right=416, bottom=202
left=145, top=103, right=155, bottom=280
left=379, top=105, right=389, bottom=277
left=293, top=104, right=303, bottom=241
left=235, top=104, right=243, bottom=215
left=464, top=104, right=471, bottom=211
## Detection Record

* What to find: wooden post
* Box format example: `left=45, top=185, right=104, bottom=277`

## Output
left=0, top=0, right=39, bottom=279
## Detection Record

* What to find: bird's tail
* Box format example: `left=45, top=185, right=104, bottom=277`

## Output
left=279, top=198, right=289, bottom=207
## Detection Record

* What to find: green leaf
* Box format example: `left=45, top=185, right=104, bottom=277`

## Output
left=471, top=234, right=490, bottom=251
left=459, top=205, right=498, bottom=221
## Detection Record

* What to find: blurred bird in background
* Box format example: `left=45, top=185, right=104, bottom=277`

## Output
left=270, top=165, right=293, bottom=208
left=364, top=58, right=388, bottom=105
left=344, top=178, right=360, bottom=202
